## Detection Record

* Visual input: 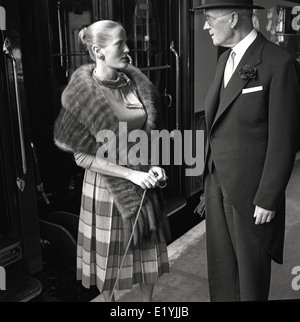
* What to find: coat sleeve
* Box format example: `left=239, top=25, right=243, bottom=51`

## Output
left=74, top=153, right=95, bottom=169
left=253, top=57, right=300, bottom=210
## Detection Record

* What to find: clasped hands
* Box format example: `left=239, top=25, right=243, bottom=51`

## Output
left=194, top=193, right=276, bottom=225
left=130, top=166, right=167, bottom=190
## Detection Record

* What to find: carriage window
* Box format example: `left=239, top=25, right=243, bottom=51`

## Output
left=48, top=0, right=185, bottom=214
left=53, top=0, right=167, bottom=83
left=55, top=0, right=94, bottom=78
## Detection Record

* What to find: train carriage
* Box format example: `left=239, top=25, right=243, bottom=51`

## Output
left=0, top=0, right=299, bottom=302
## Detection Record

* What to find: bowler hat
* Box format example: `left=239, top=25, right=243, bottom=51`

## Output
left=194, top=0, right=264, bottom=10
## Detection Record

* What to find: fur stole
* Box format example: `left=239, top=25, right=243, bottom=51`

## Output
left=54, top=64, right=170, bottom=246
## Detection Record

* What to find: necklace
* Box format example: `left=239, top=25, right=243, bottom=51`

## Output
left=93, top=69, right=128, bottom=89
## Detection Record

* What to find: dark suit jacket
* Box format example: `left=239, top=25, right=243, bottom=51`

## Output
left=204, top=33, right=300, bottom=264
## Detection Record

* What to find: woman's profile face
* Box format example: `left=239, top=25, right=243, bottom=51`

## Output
left=102, top=27, right=130, bottom=70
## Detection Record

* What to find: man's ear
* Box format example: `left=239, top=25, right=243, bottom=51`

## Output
left=231, top=12, right=239, bottom=29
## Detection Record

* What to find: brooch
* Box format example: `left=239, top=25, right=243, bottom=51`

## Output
left=238, top=65, right=257, bottom=80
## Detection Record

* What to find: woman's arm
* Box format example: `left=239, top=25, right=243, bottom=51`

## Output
left=74, top=152, right=158, bottom=189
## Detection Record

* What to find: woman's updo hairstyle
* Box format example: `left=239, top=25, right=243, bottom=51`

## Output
left=78, top=20, right=124, bottom=61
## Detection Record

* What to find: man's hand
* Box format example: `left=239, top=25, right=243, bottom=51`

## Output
left=253, top=206, right=275, bottom=225
left=194, top=193, right=205, bottom=218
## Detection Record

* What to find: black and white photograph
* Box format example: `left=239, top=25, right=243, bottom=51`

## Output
left=0, top=0, right=300, bottom=307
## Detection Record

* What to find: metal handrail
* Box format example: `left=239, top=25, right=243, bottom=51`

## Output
left=139, top=64, right=171, bottom=72
left=170, top=41, right=180, bottom=130
left=57, top=0, right=69, bottom=78
left=3, top=37, right=27, bottom=192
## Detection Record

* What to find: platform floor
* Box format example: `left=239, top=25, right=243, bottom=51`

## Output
left=92, top=155, right=300, bottom=302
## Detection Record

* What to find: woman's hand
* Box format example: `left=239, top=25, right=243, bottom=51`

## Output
left=129, top=170, right=159, bottom=190
left=149, top=166, right=168, bottom=188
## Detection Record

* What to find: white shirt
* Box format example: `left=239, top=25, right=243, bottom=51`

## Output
left=230, top=29, right=258, bottom=74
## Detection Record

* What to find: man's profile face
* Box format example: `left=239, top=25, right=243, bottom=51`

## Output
left=203, top=9, right=234, bottom=47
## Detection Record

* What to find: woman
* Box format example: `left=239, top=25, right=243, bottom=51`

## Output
left=54, top=20, right=170, bottom=302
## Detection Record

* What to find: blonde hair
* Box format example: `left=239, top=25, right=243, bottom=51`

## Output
left=78, top=20, right=124, bottom=61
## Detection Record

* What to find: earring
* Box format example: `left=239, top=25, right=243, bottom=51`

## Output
left=97, top=53, right=105, bottom=61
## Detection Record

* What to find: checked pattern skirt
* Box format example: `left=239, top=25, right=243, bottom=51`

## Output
left=76, top=170, right=170, bottom=293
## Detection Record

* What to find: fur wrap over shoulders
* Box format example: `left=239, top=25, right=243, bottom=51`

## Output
left=54, top=63, right=171, bottom=246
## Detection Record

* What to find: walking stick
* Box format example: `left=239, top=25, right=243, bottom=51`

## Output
left=109, top=188, right=147, bottom=302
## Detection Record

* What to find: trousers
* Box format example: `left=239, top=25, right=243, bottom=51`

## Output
left=204, top=169, right=272, bottom=302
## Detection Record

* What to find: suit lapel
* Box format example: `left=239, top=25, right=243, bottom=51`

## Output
left=205, top=51, right=230, bottom=131
left=210, top=33, right=267, bottom=132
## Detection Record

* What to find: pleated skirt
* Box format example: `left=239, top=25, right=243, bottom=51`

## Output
left=76, top=170, right=170, bottom=293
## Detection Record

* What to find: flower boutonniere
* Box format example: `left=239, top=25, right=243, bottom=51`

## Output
left=238, top=65, right=257, bottom=80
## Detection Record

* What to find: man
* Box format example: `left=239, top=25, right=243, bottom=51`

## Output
left=194, top=0, right=300, bottom=301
